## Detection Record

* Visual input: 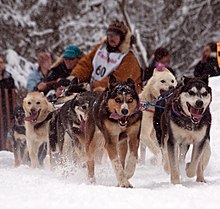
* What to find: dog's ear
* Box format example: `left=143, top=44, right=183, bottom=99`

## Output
left=182, top=76, right=191, bottom=85
left=108, top=74, right=117, bottom=89
left=71, top=77, right=79, bottom=85
left=126, top=78, right=135, bottom=90
left=200, top=76, right=209, bottom=85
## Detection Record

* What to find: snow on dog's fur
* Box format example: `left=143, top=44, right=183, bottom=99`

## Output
left=139, top=68, right=177, bottom=165
left=23, top=92, right=54, bottom=168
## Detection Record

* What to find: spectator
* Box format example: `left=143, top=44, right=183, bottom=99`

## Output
left=143, top=47, right=175, bottom=82
left=44, top=45, right=82, bottom=92
left=27, top=52, right=52, bottom=93
left=194, top=42, right=220, bottom=78
left=0, top=55, right=16, bottom=150
left=70, top=19, right=142, bottom=93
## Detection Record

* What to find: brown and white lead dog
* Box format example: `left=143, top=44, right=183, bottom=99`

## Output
left=85, top=76, right=142, bottom=188
left=139, top=68, right=177, bottom=165
left=23, top=91, right=54, bottom=168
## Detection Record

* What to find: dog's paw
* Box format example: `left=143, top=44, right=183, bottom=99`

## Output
left=185, top=162, right=196, bottom=178
left=163, top=162, right=170, bottom=174
left=118, top=180, right=133, bottom=188
left=196, top=176, right=206, bottom=183
left=88, top=176, right=96, bottom=184
left=171, top=177, right=180, bottom=185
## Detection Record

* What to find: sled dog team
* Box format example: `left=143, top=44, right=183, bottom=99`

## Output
left=12, top=68, right=212, bottom=188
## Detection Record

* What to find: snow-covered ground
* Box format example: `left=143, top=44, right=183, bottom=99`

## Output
left=0, top=77, right=220, bottom=209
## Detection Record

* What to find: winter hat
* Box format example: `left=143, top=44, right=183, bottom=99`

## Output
left=106, top=20, right=128, bottom=41
left=154, top=48, right=170, bottom=62
left=63, top=45, right=81, bottom=59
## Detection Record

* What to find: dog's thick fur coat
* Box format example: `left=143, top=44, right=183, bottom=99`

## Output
left=158, top=77, right=212, bottom=184
left=85, top=76, right=142, bottom=188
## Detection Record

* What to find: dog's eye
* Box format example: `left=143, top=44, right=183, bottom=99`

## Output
left=81, top=105, right=87, bottom=110
left=188, top=91, right=196, bottom=96
left=160, top=80, right=166, bottom=83
left=36, top=101, right=40, bottom=105
left=202, top=92, right=208, bottom=97
left=171, top=80, right=174, bottom=83
left=115, top=98, right=121, bottom=103
left=28, top=102, right=31, bottom=105
left=127, top=98, right=133, bottom=103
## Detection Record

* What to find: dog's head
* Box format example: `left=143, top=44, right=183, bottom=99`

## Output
left=71, top=92, right=96, bottom=132
left=14, top=106, right=25, bottom=125
left=106, top=75, right=139, bottom=126
left=142, top=68, right=177, bottom=100
left=23, top=92, right=54, bottom=123
left=179, top=76, right=212, bottom=123
left=73, top=95, right=90, bottom=122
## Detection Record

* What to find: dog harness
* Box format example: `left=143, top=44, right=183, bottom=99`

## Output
left=140, top=90, right=173, bottom=112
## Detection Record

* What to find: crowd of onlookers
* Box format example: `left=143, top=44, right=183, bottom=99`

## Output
left=0, top=19, right=219, bottom=150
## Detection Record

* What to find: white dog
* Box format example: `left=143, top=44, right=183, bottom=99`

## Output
left=23, top=92, right=54, bottom=168
left=139, top=68, right=177, bottom=165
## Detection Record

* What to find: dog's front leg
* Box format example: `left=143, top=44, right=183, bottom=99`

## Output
left=140, top=113, right=160, bottom=165
left=28, top=141, right=40, bottom=168
left=14, top=140, right=21, bottom=167
left=125, top=131, right=140, bottom=179
left=86, top=139, right=96, bottom=183
left=22, top=143, right=29, bottom=165
left=186, top=140, right=210, bottom=180
left=167, top=139, right=180, bottom=184
left=196, top=140, right=211, bottom=182
left=118, top=132, right=128, bottom=168
left=105, top=139, right=132, bottom=188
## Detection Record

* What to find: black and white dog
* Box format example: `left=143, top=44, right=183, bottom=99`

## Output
left=9, top=106, right=28, bottom=167
left=155, top=77, right=212, bottom=184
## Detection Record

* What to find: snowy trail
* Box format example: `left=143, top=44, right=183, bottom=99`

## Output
left=0, top=77, right=220, bottom=209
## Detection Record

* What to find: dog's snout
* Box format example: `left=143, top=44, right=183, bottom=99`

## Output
left=121, top=108, right=129, bottom=115
left=169, top=86, right=174, bottom=90
left=30, top=108, right=37, bottom=113
left=196, top=100, right=203, bottom=108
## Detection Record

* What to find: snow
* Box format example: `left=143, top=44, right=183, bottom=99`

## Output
left=1, top=77, right=220, bottom=209
left=5, top=49, right=34, bottom=88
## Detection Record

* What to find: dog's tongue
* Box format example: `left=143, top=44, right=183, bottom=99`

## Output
left=190, top=106, right=203, bottom=121
left=25, top=113, right=38, bottom=122
left=109, top=112, right=123, bottom=120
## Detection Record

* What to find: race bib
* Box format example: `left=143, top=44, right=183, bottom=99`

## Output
left=91, top=44, right=127, bottom=82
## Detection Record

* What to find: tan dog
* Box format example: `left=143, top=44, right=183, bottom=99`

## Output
left=23, top=92, right=54, bottom=168
left=139, top=68, right=177, bottom=165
